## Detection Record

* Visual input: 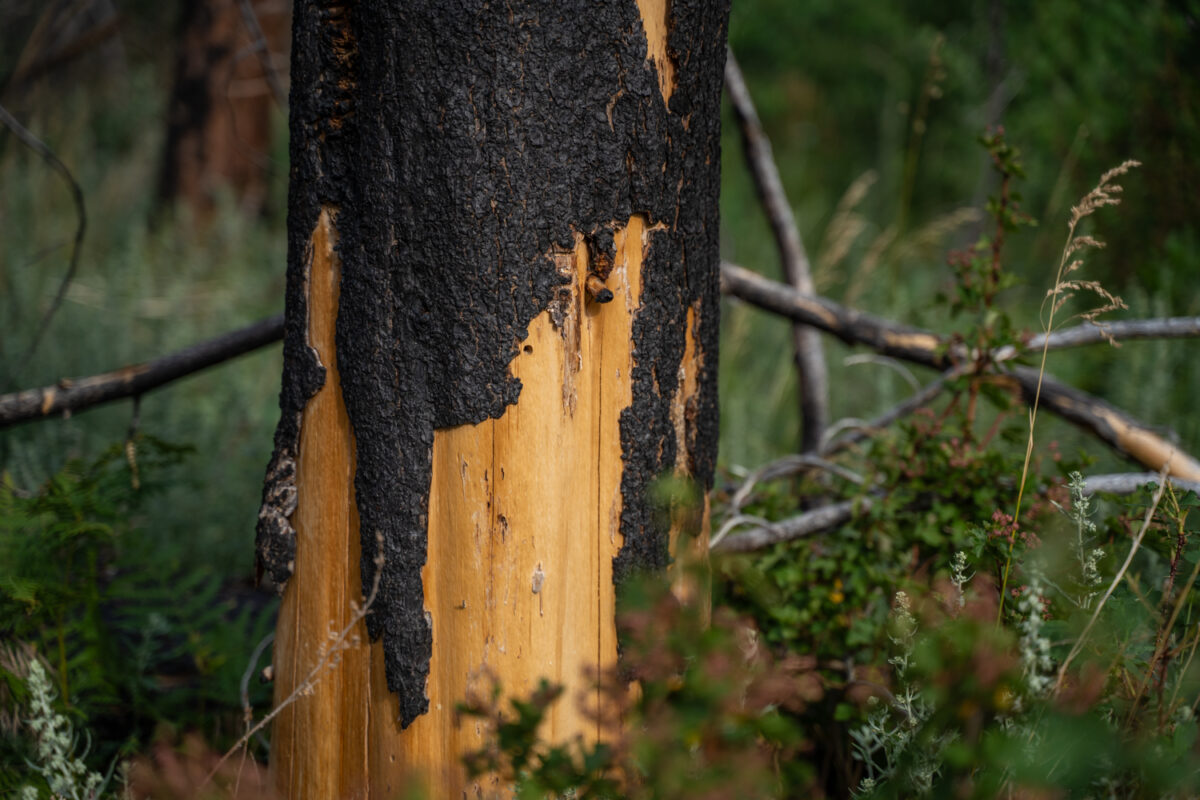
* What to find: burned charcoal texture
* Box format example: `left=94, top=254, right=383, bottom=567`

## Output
left=263, top=0, right=728, bottom=728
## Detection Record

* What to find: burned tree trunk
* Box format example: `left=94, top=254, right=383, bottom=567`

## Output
left=257, top=1, right=728, bottom=795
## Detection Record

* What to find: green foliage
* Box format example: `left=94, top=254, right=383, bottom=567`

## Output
left=17, top=659, right=110, bottom=800
left=1, top=2, right=1198, bottom=796
left=0, top=440, right=275, bottom=790
left=710, top=131, right=1200, bottom=796
left=458, top=574, right=820, bottom=798
left=841, top=477, right=1200, bottom=799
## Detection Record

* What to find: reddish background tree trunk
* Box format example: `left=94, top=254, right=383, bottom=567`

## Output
left=159, top=0, right=289, bottom=220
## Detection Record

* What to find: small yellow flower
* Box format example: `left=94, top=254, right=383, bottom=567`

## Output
left=830, top=579, right=845, bottom=604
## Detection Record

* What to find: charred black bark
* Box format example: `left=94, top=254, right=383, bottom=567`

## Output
left=261, top=0, right=728, bottom=727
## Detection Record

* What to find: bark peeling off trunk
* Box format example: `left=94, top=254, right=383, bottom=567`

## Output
left=262, top=0, right=728, bottom=728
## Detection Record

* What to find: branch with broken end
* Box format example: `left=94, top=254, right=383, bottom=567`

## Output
left=720, top=261, right=1200, bottom=481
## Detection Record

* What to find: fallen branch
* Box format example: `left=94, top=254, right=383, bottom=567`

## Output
left=4, top=262, right=1198, bottom=486
left=1035, top=316, right=1200, bottom=351
left=721, top=260, right=946, bottom=366
left=721, top=261, right=1200, bottom=481
left=1080, top=473, right=1200, bottom=497
left=712, top=470, right=1200, bottom=555
left=726, top=50, right=829, bottom=451
left=1001, top=367, right=1200, bottom=482
left=712, top=499, right=863, bottom=554
left=0, top=314, right=284, bottom=429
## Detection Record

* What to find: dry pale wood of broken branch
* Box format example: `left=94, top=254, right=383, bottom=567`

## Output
left=720, top=261, right=1200, bottom=481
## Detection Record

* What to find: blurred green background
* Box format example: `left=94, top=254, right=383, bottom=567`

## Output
left=0, top=0, right=1197, bottom=770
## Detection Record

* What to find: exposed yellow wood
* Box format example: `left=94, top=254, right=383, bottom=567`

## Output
left=1091, top=406, right=1200, bottom=482
left=274, top=213, right=709, bottom=797
left=635, top=0, right=676, bottom=105
left=667, top=303, right=711, bottom=610
left=271, top=207, right=372, bottom=799
left=372, top=217, right=647, bottom=795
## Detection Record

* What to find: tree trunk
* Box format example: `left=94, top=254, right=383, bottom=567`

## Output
left=256, top=2, right=728, bottom=796
left=159, top=0, right=288, bottom=220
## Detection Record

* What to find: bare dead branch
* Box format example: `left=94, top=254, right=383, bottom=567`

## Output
left=721, top=261, right=948, bottom=366
left=1034, top=316, right=1200, bottom=351
left=1001, top=367, right=1200, bottom=482
left=721, top=261, right=1200, bottom=480
left=725, top=49, right=829, bottom=451
left=821, top=367, right=966, bottom=455
left=0, top=101, right=86, bottom=375
left=4, top=251, right=1196, bottom=486
left=712, top=498, right=863, bottom=554
left=0, top=314, right=283, bottom=429
left=711, top=472, right=1199, bottom=556
left=1080, top=473, right=1200, bottom=497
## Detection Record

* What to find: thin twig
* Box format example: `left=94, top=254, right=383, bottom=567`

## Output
left=1125, top=541, right=1200, bottom=726
left=204, top=533, right=385, bottom=789
left=0, top=101, right=86, bottom=375
left=1053, top=467, right=1171, bottom=692
left=821, top=367, right=964, bottom=455
left=0, top=313, right=283, bottom=428
left=710, top=513, right=779, bottom=551
left=728, top=453, right=864, bottom=514
left=843, top=353, right=920, bottom=393
left=235, top=0, right=287, bottom=109
left=725, top=49, right=829, bottom=452
left=240, top=633, right=276, bottom=719
left=1121, top=485, right=1197, bottom=726
left=240, top=631, right=276, bottom=752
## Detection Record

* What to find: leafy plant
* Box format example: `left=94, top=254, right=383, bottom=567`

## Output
left=457, top=572, right=820, bottom=798
left=0, top=438, right=276, bottom=788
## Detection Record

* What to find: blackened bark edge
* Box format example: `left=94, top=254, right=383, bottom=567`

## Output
left=260, top=0, right=728, bottom=728
left=254, top=2, right=348, bottom=591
